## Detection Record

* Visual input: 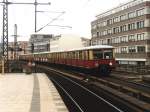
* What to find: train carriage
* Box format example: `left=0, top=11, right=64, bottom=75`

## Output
left=19, top=45, right=116, bottom=76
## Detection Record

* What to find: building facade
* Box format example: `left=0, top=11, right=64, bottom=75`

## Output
left=91, top=0, right=150, bottom=65
left=81, top=37, right=90, bottom=47
left=50, top=34, right=86, bottom=52
left=8, top=41, right=28, bottom=60
left=29, top=34, right=53, bottom=53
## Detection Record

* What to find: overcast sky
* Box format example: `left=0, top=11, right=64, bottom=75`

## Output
left=0, top=0, right=128, bottom=41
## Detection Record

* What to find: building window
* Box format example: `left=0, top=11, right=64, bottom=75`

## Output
left=137, top=33, right=145, bottom=40
left=120, top=14, right=127, bottom=21
left=112, top=37, right=120, bottom=44
left=103, top=39, right=107, bottom=45
left=101, top=40, right=104, bottom=45
left=136, top=8, right=144, bottom=16
left=97, top=32, right=99, bottom=37
left=128, top=46, right=136, bottom=53
left=113, top=17, right=120, bottom=23
left=128, top=23, right=135, bottom=30
left=103, top=30, right=107, bottom=36
left=116, top=37, right=120, bottom=43
left=100, top=31, right=103, bottom=36
left=112, top=38, right=115, bottom=44
left=115, top=47, right=120, bottom=53
left=107, top=39, right=111, bottom=44
left=92, top=40, right=97, bottom=45
left=107, top=19, right=113, bottom=25
left=137, top=46, right=145, bottom=53
left=102, top=21, right=107, bottom=26
left=129, top=61, right=137, bottom=65
left=137, top=21, right=144, bottom=29
left=128, top=34, right=136, bottom=41
left=97, top=23, right=101, bottom=28
left=92, top=33, right=97, bottom=38
left=120, top=36, right=128, bottom=43
left=107, top=29, right=112, bottom=35
left=121, top=47, right=127, bottom=53
left=113, top=27, right=120, bottom=34
left=120, top=25, right=127, bottom=32
left=92, top=24, right=97, bottom=29
left=128, top=11, right=136, bottom=19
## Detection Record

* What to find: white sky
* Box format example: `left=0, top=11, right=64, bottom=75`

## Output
left=0, top=0, right=128, bottom=42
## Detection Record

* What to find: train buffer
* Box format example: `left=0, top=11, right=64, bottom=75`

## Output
left=0, top=73, right=68, bottom=112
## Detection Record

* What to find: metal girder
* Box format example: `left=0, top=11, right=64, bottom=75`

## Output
left=2, top=0, right=8, bottom=72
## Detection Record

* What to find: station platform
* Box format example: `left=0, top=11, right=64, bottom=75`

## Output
left=0, top=73, right=68, bottom=112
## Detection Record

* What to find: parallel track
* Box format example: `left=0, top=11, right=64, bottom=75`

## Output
left=44, top=68, right=124, bottom=112
left=39, top=65, right=150, bottom=112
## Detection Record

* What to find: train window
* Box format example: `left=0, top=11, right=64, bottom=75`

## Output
left=45, top=54, right=47, bottom=58
left=59, top=53, right=61, bottom=58
left=93, top=50, right=103, bottom=59
left=57, top=53, right=59, bottom=59
left=49, top=53, right=51, bottom=58
left=52, top=53, right=54, bottom=59
left=59, top=53, right=60, bottom=59
left=66, top=52, right=69, bottom=59
left=57, top=53, right=58, bottom=59
left=62, top=53, right=64, bottom=59
left=76, top=51, right=79, bottom=59
left=72, top=52, right=75, bottom=59
left=60, top=53, right=62, bottom=59
left=65, top=52, right=67, bottom=59
left=85, top=50, right=89, bottom=60
left=79, top=51, right=82, bottom=59
left=64, top=52, right=66, bottom=59
left=70, top=52, right=73, bottom=59
left=82, top=50, right=87, bottom=60
left=63, top=53, right=65, bottom=59
left=104, top=50, right=113, bottom=59
left=68, top=52, right=71, bottom=59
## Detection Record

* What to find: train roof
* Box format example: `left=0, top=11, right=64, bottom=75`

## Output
left=21, top=45, right=113, bottom=55
left=71, top=45, right=113, bottom=51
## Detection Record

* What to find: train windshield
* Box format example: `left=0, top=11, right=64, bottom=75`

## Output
left=104, top=50, right=113, bottom=59
left=93, top=50, right=103, bottom=59
left=93, top=49, right=113, bottom=59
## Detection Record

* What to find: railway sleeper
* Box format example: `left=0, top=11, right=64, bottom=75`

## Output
left=38, top=64, right=150, bottom=112
left=90, top=76, right=150, bottom=104
left=92, top=82, right=150, bottom=112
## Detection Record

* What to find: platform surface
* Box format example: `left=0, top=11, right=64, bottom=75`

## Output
left=0, top=73, right=68, bottom=112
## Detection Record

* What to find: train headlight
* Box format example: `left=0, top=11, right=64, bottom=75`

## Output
left=95, top=63, right=99, bottom=67
left=109, top=62, right=112, bottom=66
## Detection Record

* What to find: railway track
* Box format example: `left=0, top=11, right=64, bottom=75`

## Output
left=93, top=76, right=150, bottom=103
left=38, top=65, right=150, bottom=112
left=44, top=65, right=150, bottom=95
left=47, top=71, right=124, bottom=112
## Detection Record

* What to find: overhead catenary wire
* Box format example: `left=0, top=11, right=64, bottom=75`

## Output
left=48, top=24, right=72, bottom=29
left=36, top=11, right=65, bottom=32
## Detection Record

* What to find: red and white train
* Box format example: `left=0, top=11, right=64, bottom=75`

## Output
left=19, top=45, right=116, bottom=76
